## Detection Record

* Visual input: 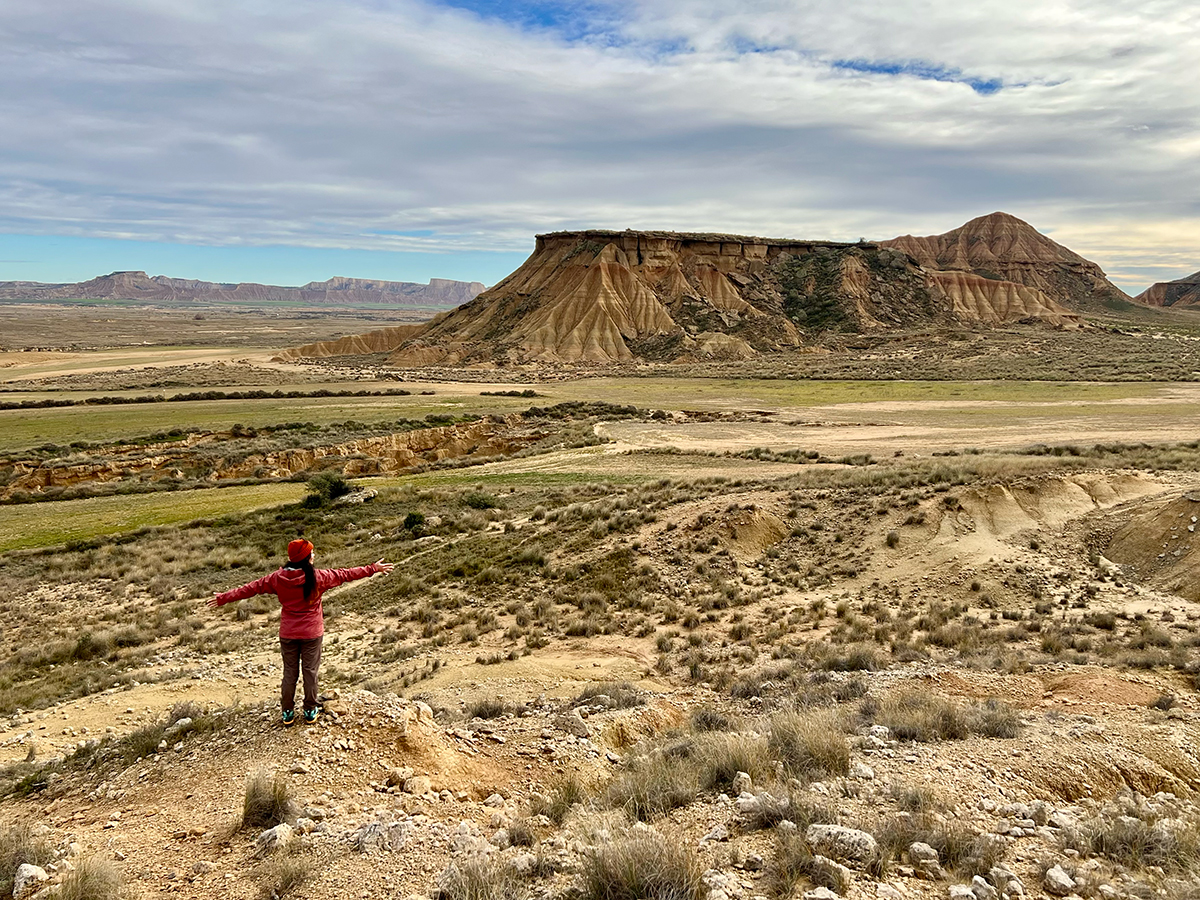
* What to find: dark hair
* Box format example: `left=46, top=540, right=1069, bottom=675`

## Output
left=284, top=556, right=317, bottom=600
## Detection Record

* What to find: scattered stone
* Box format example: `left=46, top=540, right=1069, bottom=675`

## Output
left=850, top=762, right=875, bottom=781
left=877, top=885, right=904, bottom=900
left=732, top=771, right=753, bottom=794
left=701, top=823, right=730, bottom=844
left=971, top=875, right=998, bottom=900
left=803, top=888, right=841, bottom=900
left=949, top=886, right=976, bottom=900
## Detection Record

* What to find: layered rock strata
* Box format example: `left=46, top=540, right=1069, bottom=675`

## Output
left=883, top=212, right=1128, bottom=310
left=1134, top=271, right=1200, bottom=308
left=2, top=417, right=544, bottom=498
left=382, top=229, right=1081, bottom=366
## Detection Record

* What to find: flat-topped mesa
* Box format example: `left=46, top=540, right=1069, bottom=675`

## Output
left=882, top=212, right=1128, bottom=311
left=1134, top=270, right=1200, bottom=308
left=381, top=227, right=1081, bottom=366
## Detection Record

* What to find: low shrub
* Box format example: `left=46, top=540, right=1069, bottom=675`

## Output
left=243, top=769, right=294, bottom=829
left=256, top=850, right=313, bottom=899
left=580, top=828, right=704, bottom=900
left=574, top=681, right=645, bottom=709
left=59, top=855, right=121, bottom=900
left=439, top=854, right=528, bottom=900
left=767, top=710, right=849, bottom=779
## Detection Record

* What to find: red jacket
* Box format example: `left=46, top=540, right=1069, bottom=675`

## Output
left=213, top=564, right=378, bottom=639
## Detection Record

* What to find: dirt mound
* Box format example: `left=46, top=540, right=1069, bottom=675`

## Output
left=937, top=474, right=1161, bottom=549
left=273, top=325, right=426, bottom=361
left=1134, top=269, right=1200, bottom=308
left=383, top=229, right=1079, bottom=366
left=1104, top=490, right=1200, bottom=601
left=883, top=212, right=1128, bottom=311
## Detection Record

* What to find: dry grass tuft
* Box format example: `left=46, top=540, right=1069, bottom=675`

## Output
left=243, top=769, right=295, bottom=829
left=767, top=709, right=850, bottom=779
left=59, top=855, right=121, bottom=900
left=438, top=855, right=528, bottom=900
left=256, top=850, right=314, bottom=899
left=580, top=828, right=704, bottom=900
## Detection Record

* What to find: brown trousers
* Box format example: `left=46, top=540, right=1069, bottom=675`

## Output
left=279, top=636, right=323, bottom=712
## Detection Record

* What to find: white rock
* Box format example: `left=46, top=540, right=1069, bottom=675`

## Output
left=13, top=864, right=49, bottom=900
left=732, top=771, right=753, bottom=794
left=850, top=762, right=875, bottom=781
left=876, top=885, right=904, bottom=900
left=971, top=875, right=998, bottom=900
left=806, top=824, right=878, bottom=864
left=803, top=888, right=842, bottom=900
left=255, top=823, right=294, bottom=855
left=1043, top=865, right=1076, bottom=896
left=948, top=886, right=976, bottom=900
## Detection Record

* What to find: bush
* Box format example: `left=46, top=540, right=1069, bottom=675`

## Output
left=59, top=855, right=121, bottom=900
left=256, top=850, right=313, bottom=899
left=580, top=828, right=704, bottom=900
left=243, top=769, right=295, bottom=829
left=691, top=706, right=734, bottom=732
left=574, top=681, right=645, bottom=709
left=768, top=710, right=849, bottom=779
left=464, top=492, right=499, bottom=510
left=605, top=754, right=699, bottom=821
left=439, top=854, right=527, bottom=900
left=304, top=472, right=351, bottom=505
left=530, top=775, right=588, bottom=825
left=466, top=698, right=516, bottom=720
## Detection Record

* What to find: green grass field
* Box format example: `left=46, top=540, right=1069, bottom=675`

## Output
left=0, top=378, right=1166, bottom=453
left=0, top=483, right=306, bottom=552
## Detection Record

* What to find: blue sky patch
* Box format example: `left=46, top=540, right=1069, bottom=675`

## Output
left=833, top=58, right=1003, bottom=95
left=432, top=0, right=615, bottom=40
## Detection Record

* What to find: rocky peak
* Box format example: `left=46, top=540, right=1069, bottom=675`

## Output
left=882, top=213, right=1127, bottom=310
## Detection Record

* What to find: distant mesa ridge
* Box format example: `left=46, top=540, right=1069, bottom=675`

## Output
left=0, top=270, right=485, bottom=308
left=1134, top=270, right=1200, bottom=308
left=313, top=215, right=1091, bottom=366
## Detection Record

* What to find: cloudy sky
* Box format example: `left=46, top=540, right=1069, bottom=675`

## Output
left=1, top=0, right=1197, bottom=293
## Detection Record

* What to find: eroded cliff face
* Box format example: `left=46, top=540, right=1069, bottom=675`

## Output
left=1134, top=271, right=1200, bottom=308
left=882, top=212, right=1128, bottom=311
left=383, top=229, right=1080, bottom=366
left=272, top=325, right=426, bottom=361
left=2, top=417, right=545, bottom=498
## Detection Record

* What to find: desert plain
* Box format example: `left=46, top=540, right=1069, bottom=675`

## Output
left=3, top=295, right=1200, bottom=900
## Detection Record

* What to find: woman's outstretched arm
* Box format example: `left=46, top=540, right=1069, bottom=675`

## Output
left=206, top=572, right=278, bottom=609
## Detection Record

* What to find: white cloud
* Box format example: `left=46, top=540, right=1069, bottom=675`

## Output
left=0, top=0, right=1197, bottom=290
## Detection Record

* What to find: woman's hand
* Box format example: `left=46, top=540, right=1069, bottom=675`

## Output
left=206, top=594, right=222, bottom=609
left=374, top=559, right=394, bottom=575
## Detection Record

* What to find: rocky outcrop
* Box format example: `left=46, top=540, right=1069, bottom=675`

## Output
left=273, top=325, right=426, bottom=361
left=0, top=272, right=485, bottom=309
left=883, top=212, right=1128, bottom=311
left=930, top=271, right=1082, bottom=327
left=383, top=229, right=1081, bottom=366
left=1134, top=270, right=1200, bottom=308
left=1, top=417, right=546, bottom=498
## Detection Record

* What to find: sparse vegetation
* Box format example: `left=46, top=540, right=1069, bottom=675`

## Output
left=243, top=769, right=295, bottom=829
left=580, top=828, right=704, bottom=900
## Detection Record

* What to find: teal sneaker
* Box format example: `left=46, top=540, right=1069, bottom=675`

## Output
left=303, top=706, right=320, bottom=724
left=282, top=709, right=296, bottom=727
